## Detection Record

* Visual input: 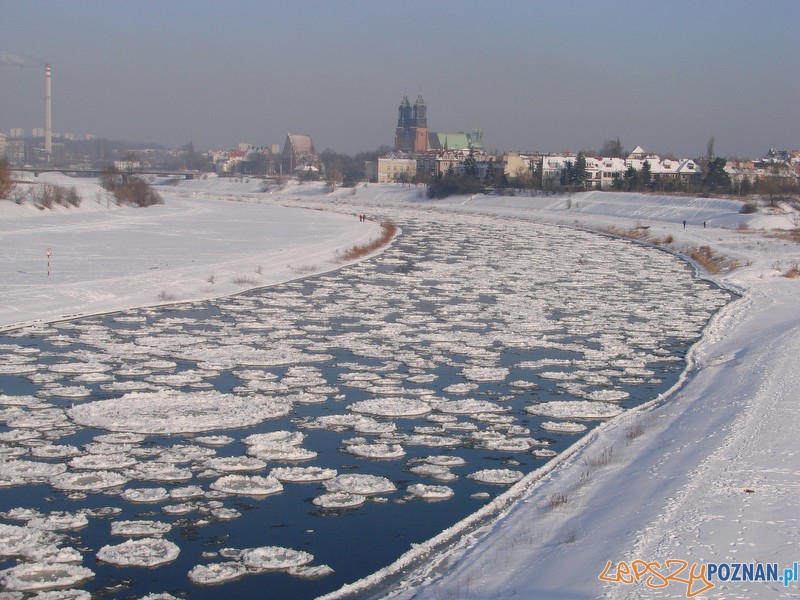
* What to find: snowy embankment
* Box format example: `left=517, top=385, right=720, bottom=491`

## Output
left=0, top=174, right=381, bottom=330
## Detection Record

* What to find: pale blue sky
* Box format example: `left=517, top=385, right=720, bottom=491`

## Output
left=1, top=0, right=797, bottom=158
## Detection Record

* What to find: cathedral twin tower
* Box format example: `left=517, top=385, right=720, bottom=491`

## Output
left=394, top=93, right=428, bottom=153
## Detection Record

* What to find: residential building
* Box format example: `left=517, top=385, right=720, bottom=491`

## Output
left=377, top=152, right=417, bottom=183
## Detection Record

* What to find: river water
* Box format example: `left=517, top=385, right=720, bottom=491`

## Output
left=0, top=209, right=731, bottom=598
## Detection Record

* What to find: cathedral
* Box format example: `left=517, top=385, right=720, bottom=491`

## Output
left=394, top=94, right=428, bottom=153
left=393, top=94, right=484, bottom=154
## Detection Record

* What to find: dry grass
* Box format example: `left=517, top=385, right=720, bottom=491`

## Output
left=765, top=228, right=800, bottom=244
left=686, top=245, right=724, bottom=274
left=583, top=446, right=614, bottom=468
left=547, top=492, right=569, bottom=510
left=784, top=264, right=800, bottom=279
left=231, top=273, right=260, bottom=286
left=289, top=263, right=320, bottom=274
left=337, top=221, right=397, bottom=262
left=157, top=290, right=176, bottom=302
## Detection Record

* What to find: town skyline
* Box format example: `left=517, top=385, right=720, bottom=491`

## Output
left=1, top=0, right=798, bottom=159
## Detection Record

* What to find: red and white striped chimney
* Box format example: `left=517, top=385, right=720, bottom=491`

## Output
left=45, top=63, right=52, bottom=156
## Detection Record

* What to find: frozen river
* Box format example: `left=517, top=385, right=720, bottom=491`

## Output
left=0, top=209, right=730, bottom=598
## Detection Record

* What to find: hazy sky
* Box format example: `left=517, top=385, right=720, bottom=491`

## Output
left=1, top=0, right=798, bottom=158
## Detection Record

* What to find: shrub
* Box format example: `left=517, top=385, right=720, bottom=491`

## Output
left=740, top=202, right=758, bottom=214
left=100, top=167, right=162, bottom=207
left=337, top=221, right=397, bottom=261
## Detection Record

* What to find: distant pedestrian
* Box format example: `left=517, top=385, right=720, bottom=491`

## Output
left=683, top=220, right=686, bottom=229
left=703, top=221, right=707, bottom=228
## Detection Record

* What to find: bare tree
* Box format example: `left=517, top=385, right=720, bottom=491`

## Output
left=0, top=159, right=13, bottom=199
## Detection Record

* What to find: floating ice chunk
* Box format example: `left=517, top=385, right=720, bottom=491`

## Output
left=39, top=385, right=92, bottom=399
left=540, top=420, right=588, bottom=434
left=110, top=520, right=172, bottom=537
left=246, top=444, right=317, bottom=462
left=210, top=507, right=241, bottom=521
left=406, top=483, right=454, bottom=501
left=50, top=471, right=128, bottom=492
left=467, top=469, right=523, bottom=485
left=240, top=546, right=314, bottom=571
left=288, top=564, right=335, bottom=579
left=27, top=512, right=88, bottom=532
left=525, top=400, right=624, bottom=419
left=0, top=459, right=67, bottom=487
left=344, top=443, right=405, bottom=460
left=407, top=464, right=457, bottom=482
left=0, top=523, right=64, bottom=560
left=161, top=502, right=197, bottom=516
left=28, top=444, right=81, bottom=460
left=312, top=492, right=367, bottom=510
left=423, top=455, right=466, bottom=467
left=97, top=538, right=180, bottom=567
left=68, top=454, right=138, bottom=471
left=192, top=435, right=234, bottom=446
left=460, top=366, right=509, bottom=382
left=403, top=434, right=461, bottom=447
left=348, top=397, right=431, bottom=417
left=0, top=563, right=94, bottom=592
left=125, top=463, right=192, bottom=483
left=169, top=485, right=205, bottom=500
left=187, top=561, right=247, bottom=585
left=120, top=487, right=170, bottom=503
left=204, top=456, right=266, bottom=473
left=68, top=390, right=291, bottom=435
left=431, top=399, right=506, bottom=415
left=0, top=429, right=41, bottom=443
left=33, top=587, right=91, bottom=599
left=210, top=475, right=283, bottom=497
left=584, top=389, right=630, bottom=402
left=323, top=474, right=396, bottom=496
left=476, top=437, right=533, bottom=452
left=270, top=466, right=337, bottom=483
left=532, top=449, right=558, bottom=458
left=93, top=432, right=146, bottom=445
left=242, top=430, right=304, bottom=447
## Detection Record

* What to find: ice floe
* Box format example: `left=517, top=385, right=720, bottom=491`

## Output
left=188, top=561, right=247, bottom=585
left=240, top=546, right=314, bottom=571
left=97, top=538, right=180, bottom=567
left=110, top=520, right=172, bottom=537
left=270, top=466, right=337, bottom=483
left=0, top=563, right=94, bottom=592
left=525, top=400, right=625, bottom=419
left=209, top=474, right=283, bottom=497
left=67, top=390, right=291, bottom=434
left=406, top=483, right=454, bottom=501
left=467, top=468, right=524, bottom=485
left=323, top=474, right=396, bottom=496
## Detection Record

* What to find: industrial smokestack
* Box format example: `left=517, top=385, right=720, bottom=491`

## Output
left=45, top=63, right=52, bottom=157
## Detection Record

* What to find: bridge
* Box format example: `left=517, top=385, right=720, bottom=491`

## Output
left=13, top=166, right=198, bottom=180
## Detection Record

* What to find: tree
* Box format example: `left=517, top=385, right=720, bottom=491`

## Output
left=641, top=160, right=652, bottom=190
left=623, top=165, right=640, bottom=191
left=600, top=137, right=624, bottom=158
left=561, top=153, right=588, bottom=191
left=702, top=157, right=731, bottom=195
left=0, top=159, right=13, bottom=199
